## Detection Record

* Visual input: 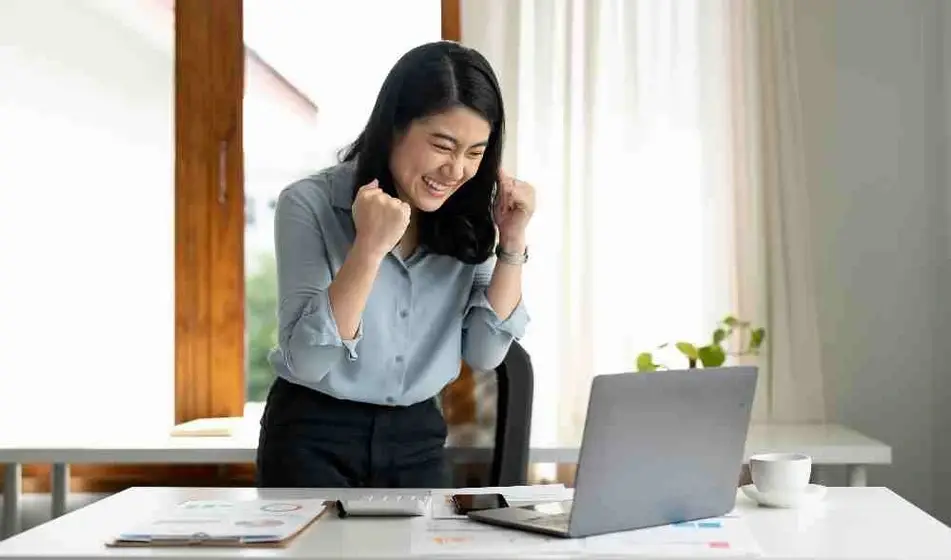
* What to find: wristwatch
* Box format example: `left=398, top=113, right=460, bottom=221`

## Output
left=495, top=244, right=529, bottom=265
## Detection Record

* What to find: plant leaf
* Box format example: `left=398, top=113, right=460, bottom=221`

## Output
left=698, top=344, right=727, bottom=367
left=750, top=327, right=766, bottom=350
left=636, top=352, right=657, bottom=372
left=675, top=342, right=699, bottom=360
left=713, top=328, right=727, bottom=344
left=722, top=316, right=739, bottom=327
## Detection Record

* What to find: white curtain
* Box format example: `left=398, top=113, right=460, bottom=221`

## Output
left=747, top=0, right=827, bottom=422
left=461, top=0, right=826, bottom=448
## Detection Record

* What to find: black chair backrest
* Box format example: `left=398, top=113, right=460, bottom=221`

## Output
left=489, top=341, right=534, bottom=486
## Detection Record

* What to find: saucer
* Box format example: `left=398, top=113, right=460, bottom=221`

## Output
left=741, top=483, right=826, bottom=508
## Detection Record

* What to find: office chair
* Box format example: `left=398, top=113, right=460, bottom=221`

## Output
left=443, top=341, right=534, bottom=487
left=489, top=341, right=534, bottom=486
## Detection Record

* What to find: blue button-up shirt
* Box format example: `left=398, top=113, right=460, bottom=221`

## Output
left=268, top=160, right=530, bottom=406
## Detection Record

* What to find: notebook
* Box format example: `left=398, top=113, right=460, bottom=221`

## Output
left=107, top=498, right=330, bottom=547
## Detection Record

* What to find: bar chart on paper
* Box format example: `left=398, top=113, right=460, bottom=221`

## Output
left=580, top=514, right=763, bottom=557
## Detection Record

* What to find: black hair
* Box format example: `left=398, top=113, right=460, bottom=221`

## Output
left=341, top=41, right=504, bottom=264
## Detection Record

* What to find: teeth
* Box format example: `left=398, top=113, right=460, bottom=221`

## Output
left=424, top=177, right=450, bottom=191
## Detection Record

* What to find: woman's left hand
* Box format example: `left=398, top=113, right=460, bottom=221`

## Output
left=493, top=169, right=535, bottom=251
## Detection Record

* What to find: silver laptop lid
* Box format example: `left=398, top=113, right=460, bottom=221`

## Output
left=568, top=366, right=757, bottom=537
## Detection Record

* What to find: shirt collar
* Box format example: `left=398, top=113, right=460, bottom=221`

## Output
left=330, top=159, right=359, bottom=211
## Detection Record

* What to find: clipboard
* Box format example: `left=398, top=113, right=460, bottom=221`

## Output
left=105, top=499, right=331, bottom=548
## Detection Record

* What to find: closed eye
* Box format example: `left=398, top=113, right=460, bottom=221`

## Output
left=432, top=144, right=453, bottom=152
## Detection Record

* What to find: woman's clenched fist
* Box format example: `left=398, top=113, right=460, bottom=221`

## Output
left=352, top=179, right=412, bottom=258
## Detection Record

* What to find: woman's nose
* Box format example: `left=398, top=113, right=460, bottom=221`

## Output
left=442, top=157, right=465, bottom=182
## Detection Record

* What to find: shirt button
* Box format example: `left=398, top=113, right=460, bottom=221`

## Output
left=395, top=355, right=404, bottom=364
left=386, top=397, right=395, bottom=404
left=399, top=310, right=409, bottom=319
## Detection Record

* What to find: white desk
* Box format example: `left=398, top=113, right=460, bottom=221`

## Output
left=0, top=423, right=891, bottom=538
left=1, top=486, right=948, bottom=559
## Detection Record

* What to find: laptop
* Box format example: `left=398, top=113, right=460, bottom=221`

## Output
left=467, top=366, right=757, bottom=538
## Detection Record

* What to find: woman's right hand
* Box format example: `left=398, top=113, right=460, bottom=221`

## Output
left=351, top=179, right=411, bottom=258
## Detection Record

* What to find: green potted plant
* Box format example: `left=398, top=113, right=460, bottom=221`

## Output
left=636, top=315, right=766, bottom=371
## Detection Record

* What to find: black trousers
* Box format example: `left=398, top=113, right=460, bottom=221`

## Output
left=256, top=377, right=449, bottom=488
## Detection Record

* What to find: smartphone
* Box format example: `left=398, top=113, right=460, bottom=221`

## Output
left=450, top=493, right=509, bottom=515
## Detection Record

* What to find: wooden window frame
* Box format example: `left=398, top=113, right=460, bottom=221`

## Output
left=441, top=0, right=461, bottom=43
left=175, top=0, right=246, bottom=424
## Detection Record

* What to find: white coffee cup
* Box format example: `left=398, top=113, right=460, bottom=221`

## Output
left=749, top=452, right=812, bottom=496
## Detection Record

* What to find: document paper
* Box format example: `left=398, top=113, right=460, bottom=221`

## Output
left=111, top=498, right=329, bottom=545
left=414, top=507, right=761, bottom=557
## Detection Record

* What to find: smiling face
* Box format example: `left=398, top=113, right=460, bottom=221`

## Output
left=388, top=106, right=492, bottom=213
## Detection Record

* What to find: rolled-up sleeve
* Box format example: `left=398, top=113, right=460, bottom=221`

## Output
left=461, top=259, right=530, bottom=371
left=272, top=186, right=362, bottom=384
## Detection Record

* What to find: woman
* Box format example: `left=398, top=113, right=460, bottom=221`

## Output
left=256, top=41, right=535, bottom=489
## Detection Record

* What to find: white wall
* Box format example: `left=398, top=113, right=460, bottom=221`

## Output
left=0, top=0, right=174, bottom=435
left=792, top=0, right=949, bottom=520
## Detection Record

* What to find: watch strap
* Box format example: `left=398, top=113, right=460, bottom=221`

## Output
left=495, top=244, right=528, bottom=265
